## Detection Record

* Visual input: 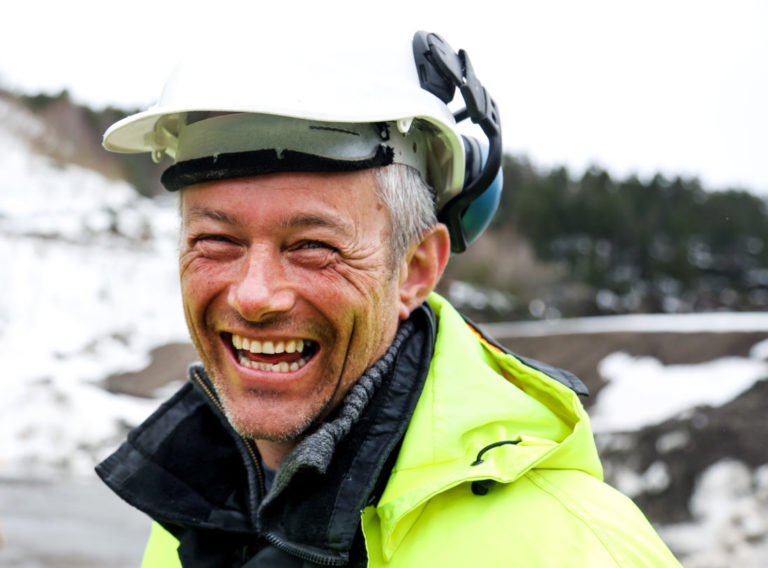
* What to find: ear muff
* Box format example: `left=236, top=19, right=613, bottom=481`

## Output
left=460, top=136, right=503, bottom=246
left=413, top=31, right=503, bottom=253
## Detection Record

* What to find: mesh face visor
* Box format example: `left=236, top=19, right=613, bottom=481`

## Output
left=159, top=113, right=430, bottom=191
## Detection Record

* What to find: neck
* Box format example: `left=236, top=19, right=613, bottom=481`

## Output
left=259, top=319, right=416, bottom=479
left=256, top=439, right=297, bottom=469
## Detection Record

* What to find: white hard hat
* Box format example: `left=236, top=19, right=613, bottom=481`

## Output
left=103, top=33, right=465, bottom=208
left=103, top=31, right=503, bottom=252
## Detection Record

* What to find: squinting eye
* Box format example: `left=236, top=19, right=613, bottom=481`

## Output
left=294, top=240, right=338, bottom=252
left=194, top=234, right=233, bottom=245
left=303, top=241, right=329, bottom=249
left=190, top=234, right=241, bottom=257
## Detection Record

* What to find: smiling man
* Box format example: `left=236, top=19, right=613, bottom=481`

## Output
left=96, top=32, right=681, bottom=567
left=179, top=170, right=446, bottom=468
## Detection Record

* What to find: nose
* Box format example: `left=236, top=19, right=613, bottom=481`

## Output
left=228, top=249, right=296, bottom=321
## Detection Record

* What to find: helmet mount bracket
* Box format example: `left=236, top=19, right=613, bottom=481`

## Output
left=413, top=31, right=503, bottom=253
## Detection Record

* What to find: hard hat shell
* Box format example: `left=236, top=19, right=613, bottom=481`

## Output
left=103, top=36, right=466, bottom=207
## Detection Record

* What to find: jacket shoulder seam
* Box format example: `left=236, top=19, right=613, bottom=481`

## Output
left=524, top=469, right=625, bottom=567
left=459, top=314, right=590, bottom=396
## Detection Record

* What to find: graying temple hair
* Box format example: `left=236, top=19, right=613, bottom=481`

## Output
left=372, top=164, right=438, bottom=265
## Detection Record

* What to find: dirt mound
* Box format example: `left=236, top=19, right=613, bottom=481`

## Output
left=598, top=377, right=768, bottom=524
left=498, top=330, right=768, bottom=404
left=103, top=342, right=198, bottom=398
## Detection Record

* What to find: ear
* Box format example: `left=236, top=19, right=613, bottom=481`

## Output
left=397, top=223, right=451, bottom=320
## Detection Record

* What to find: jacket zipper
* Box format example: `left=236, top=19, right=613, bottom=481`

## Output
left=262, top=532, right=348, bottom=566
left=243, top=437, right=266, bottom=500
left=191, top=369, right=267, bottom=498
left=191, top=369, right=347, bottom=566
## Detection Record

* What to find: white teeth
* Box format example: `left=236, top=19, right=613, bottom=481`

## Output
left=236, top=352, right=311, bottom=373
left=232, top=334, right=308, bottom=354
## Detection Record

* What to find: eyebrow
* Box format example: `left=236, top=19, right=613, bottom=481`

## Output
left=184, top=206, right=354, bottom=237
left=278, top=213, right=351, bottom=234
left=185, top=206, right=239, bottom=226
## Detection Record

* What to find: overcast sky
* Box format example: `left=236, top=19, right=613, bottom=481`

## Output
left=2, top=0, right=766, bottom=195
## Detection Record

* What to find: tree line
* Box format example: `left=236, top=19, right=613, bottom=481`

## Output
left=478, top=156, right=768, bottom=318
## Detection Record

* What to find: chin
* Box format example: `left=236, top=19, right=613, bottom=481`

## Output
left=220, top=395, right=319, bottom=443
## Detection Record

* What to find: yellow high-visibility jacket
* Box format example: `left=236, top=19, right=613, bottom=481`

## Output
left=139, top=294, right=681, bottom=566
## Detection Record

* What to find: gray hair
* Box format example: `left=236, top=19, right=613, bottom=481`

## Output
left=372, top=164, right=438, bottom=265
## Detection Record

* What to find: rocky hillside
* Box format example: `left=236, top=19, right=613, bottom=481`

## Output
left=12, top=88, right=166, bottom=196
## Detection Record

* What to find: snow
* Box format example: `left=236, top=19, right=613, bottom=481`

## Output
left=589, top=349, right=768, bottom=433
left=482, top=311, right=768, bottom=337
left=613, top=460, right=672, bottom=499
left=659, top=460, right=768, bottom=568
left=0, top=97, right=188, bottom=478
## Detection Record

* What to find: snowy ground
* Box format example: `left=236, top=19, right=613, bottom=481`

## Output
left=594, top=344, right=768, bottom=568
left=0, top=477, right=149, bottom=567
left=1, top=97, right=767, bottom=566
left=590, top=339, right=768, bottom=433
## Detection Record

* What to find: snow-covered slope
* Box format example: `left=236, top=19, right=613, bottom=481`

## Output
left=0, top=97, right=188, bottom=477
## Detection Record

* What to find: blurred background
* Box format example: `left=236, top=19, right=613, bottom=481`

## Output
left=1, top=1, right=767, bottom=566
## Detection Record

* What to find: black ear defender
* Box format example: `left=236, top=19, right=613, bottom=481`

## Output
left=412, top=31, right=504, bottom=253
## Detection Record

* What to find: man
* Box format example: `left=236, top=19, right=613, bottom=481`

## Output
left=97, top=32, right=682, bottom=567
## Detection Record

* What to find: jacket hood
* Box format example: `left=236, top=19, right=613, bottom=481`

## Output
left=374, top=294, right=603, bottom=555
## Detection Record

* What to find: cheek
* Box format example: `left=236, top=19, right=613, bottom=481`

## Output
left=179, top=258, right=232, bottom=316
left=181, top=251, right=241, bottom=287
left=180, top=278, right=208, bottom=312
left=282, top=264, right=358, bottom=307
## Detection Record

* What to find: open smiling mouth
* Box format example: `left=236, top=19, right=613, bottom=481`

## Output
left=227, top=333, right=319, bottom=373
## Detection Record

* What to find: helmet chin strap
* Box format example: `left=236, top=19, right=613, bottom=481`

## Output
left=413, top=31, right=503, bottom=253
